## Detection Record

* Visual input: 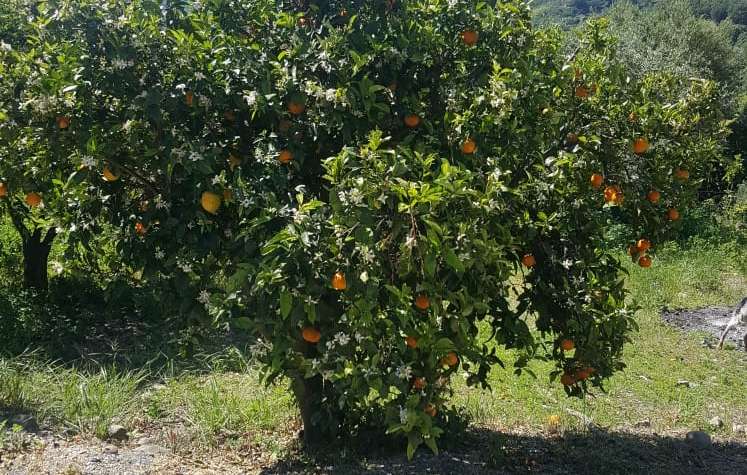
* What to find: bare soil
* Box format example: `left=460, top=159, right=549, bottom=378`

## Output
left=661, top=306, right=747, bottom=350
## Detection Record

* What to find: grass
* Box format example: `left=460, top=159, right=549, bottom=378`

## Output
left=0, top=237, right=746, bottom=469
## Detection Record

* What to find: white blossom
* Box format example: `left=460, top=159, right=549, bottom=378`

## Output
left=243, top=91, right=259, bottom=106
left=359, top=271, right=369, bottom=283
left=197, top=289, right=210, bottom=304
left=334, top=332, right=350, bottom=346
left=399, top=406, right=408, bottom=424
left=155, top=248, right=165, bottom=260
left=395, top=365, right=412, bottom=380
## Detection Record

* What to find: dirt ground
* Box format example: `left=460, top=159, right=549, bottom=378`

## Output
left=662, top=306, right=747, bottom=350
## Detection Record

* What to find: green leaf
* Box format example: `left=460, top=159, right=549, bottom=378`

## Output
left=279, top=290, right=293, bottom=318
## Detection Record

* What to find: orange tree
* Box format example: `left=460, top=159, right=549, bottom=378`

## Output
left=1, top=0, right=728, bottom=455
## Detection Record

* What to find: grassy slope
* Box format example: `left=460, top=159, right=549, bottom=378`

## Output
left=1, top=240, right=746, bottom=464
left=456, top=239, right=747, bottom=438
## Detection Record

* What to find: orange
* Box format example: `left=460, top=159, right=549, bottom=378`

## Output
left=424, top=404, right=437, bottom=417
left=627, top=244, right=638, bottom=257
left=638, top=255, right=652, bottom=268
left=102, top=166, right=119, bottom=182
left=590, top=173, right=604, bottom=189
left=441, top=352, right=458, bottom=367
left=405, top=336, right=418, bottom=349
left=647, top=190, right=661, bottom=203
left=636, top=238, right=651, bottom=252
left=521, top=254, right=536, bottom=268
left=566, top=132, right=578, bottom=145
left=603, top=185, right=623, bottom=205
left=461, top=30, right=478, bottom=46
left=331, top=271, right=347, bottom=291
left=278, top=150, right=293, bottom=164
left=25, top=192, right=42, bottom=207
left=632, top=137, right=649, bottom=155
left=302, top=327, right=321, bottom=344
left=413, top=377, right=427, bottom=390
left=576, top=368, right=592, bottom=381
left=404, top=114, right=420, bottom=128
left=461, top=138, right=477, bottom=154
left=560, top=339, right=575, bottom=351
left=415, top=294, right=430, bottom=310
left=0, top=183, right=7, bottom=198
left=56, top=116, right=70, bottom=129
left=135, top=222, right=146, bottom=236
left=185, top=91, right=194, bottom=107
left=667, top=208, right=680, bottom=221
left=201, top=191, right=221, bottom=214
left=674, top=168, right=689, bottom=181
left=288, top=100, right=305, bottom=116
left=560, top=373, right=575, bottom=386
left=575, top=86, right=589, bottom=99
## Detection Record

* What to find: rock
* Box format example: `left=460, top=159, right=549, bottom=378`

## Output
left=103, top=445, right=119, bottom=455
left=9, top=414, right=38, bottom=432
left=709, top=416, right=724, bottom=429
left=634, top=418, right=651, bottom=428
left=733, top=424, right=747, bottom=435
left=675, top=380, right=691, bottom=388
left=685, top=431, right=712, bottom=449
left=107, top=424, right=128, bottom=441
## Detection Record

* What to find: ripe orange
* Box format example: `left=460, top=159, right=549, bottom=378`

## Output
left=424, top=404, right=437, bottom=417
left=288, top=100, right=305, bottom=116
left=135, top=221, right=146, bottom=236
left=632, top=137, right=650, bottom=155
left=590, top=173, right=604, bottom=189
left=603, top=185, right=623, bottom=205
left=636, top=238, right=651, bottom=252
left=278, top=150, right=293, bottom=164
left=56, top=116, right=70, bottom=129
left=566, top=132, right=579, bottom=145
left=674, top=168, right=689, bottom=181
left=647, top=190, right=661, bottom=203
left=331, top=271, right=347, bottom=291
left=560, top=373, right=575, bottom=386
left=521, top=254, right=536, bottom=268
left=413, top=377, right=427, bottom=390
left=302, top=327, right=321, bottom=344
left=0, top=183, right=7, bottom=198
left=461, top=138, right=477, bottom=154
left=415, top=294, right=430, bottom=310
left=201, top=191, right=222, bottom=214
left=441, top=352, right=458, bottom=367
left=461, top=30, right=478, bottom=46
left=638, top=255, right=652, bottom=268
left=575, top=86, right=589, bottom=99
left=404, top=114, right=420, bottom=128
left=405, top=336, right=418, bottom=349
left=667, top=208, right=680, bottom=221
left=560, top=339, right=575, bottom=351
left=627, top=244, right=638, bottom=257
left=25, top=192, right=42, bottom=207
left=185, top=91, right=194, bottom=107
left=576, top=368, right=592, bottom=381
left=102, top=166, right=119, bottom=182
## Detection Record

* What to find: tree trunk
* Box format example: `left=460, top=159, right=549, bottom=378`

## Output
left=291, top=374, right=339, bottom=448
left=22, top=228, right=56, bottom=291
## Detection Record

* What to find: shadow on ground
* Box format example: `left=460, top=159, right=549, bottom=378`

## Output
left=259, top=426, right=747, bottom=475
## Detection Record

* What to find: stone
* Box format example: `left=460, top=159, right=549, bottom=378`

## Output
left=675, top=380, right=691, bottom=388
left=8, top=414, right=38, bottom=432
left=634, top=419, right=651, bottom=428
left=107, top=424, right=128, bottom=441
left=708, top=416, right=724, bottom=429
left=103, top=445, right=119, bottom=455
left=685, top=431, right=712, bottom=450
